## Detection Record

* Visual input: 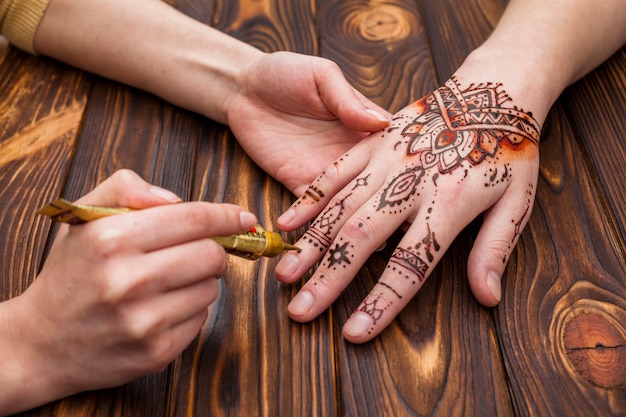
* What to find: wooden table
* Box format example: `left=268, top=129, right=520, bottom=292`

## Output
left=1, top=0, right=625, bottom=415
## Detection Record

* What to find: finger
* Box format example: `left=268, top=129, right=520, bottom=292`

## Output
left=284, top=183, right=420, bottom=319
left=341, top=218, right=462, bottom=343
left=277, top=146, right=374, bottom=232
left=315, top=62, right=391, bottom=132
left=275, top=168, right=388, bottom=283
left=339, top=176, right=498, bottom=343
left=76, top=169, right=182, bottom=208
left=152, top=278, right=218, bottom=329
left=125, top=238, right=228, bottom=294
left=77, top=202, right=257, bottom=253
left=467, top=182, right=536, bottom=306
left=134, top=308, right=209, bottom=376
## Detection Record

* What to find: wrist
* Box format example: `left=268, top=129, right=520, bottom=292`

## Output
left=194, top=38, right=266, bottom=125
left=454, top=45, right=565, bottom=128
left=0, top=296, right=67, bottom=414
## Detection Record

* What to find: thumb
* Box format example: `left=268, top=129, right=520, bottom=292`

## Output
left=467, top=189, right=535, bottom=307
left=75, top=169, right=182, bottom=209
left=316, top=66, right=391, bottom=132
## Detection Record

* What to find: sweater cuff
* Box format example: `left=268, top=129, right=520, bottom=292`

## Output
left=0, top=0, right=50, bottom=54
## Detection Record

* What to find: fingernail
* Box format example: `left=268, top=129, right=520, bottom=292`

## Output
left=275, top=253, right=299, bottom=277
left=487, top=271, right=502, bottom=302
left=365, top=108, right=390, bottom=123
left=149, top=185, right=182, bottom=203
left=277, top=208, right=296, bottom=226
left=239, top=211, right=257, bottom=229
left=343, top=312, right=373, bottom=337
left=288, top=290, right=314, bottom=316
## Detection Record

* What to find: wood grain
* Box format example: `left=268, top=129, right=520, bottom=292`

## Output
left=318, top=0, right=437, bottom=113
left=0, top=50, right=90, bottom=299
left=562, top=48, right=626, bottom=255
left=418, top=0, right=508, bottom=81
left=181, top=0, right=338, bottom=415
left=2, top=0, right=625, bottom=416
left=499, top=104, right=626, bottom=416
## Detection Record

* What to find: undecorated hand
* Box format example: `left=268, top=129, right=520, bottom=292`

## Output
left=0, top=170, right=257, bottom=412
left=227, top=51, right=391, bottom=196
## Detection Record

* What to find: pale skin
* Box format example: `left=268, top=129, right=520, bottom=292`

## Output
left=0, top=170, right=258, bottom=413
left=32, top=0, right=391, bottom=196
left=275, top=0, right=626, bottom=343
left=0, top=0, right=392, bottom=414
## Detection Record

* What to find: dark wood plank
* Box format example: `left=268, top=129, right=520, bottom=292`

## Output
left=176, top=0, right=339, bottom=415
left=318, top=0, right=515, bottom=415
left=498, top=102, right=626, bottom=415
left=0, top=49, right=90, bottom=299
left=319, top=0, right=438, bottom=113
left=0, top=36, right=8, bottom=64
left=418, top=0, right=508, bottom=82
left=562, top=48, right=626, bottom=252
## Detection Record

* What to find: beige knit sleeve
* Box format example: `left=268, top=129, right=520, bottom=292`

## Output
left=0, top=0, right=50, bottom=54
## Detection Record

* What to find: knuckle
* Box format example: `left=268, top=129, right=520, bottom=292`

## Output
left=372, top=280, right=405, bottom=303
left=341, top=215, right=376, bottom=242
left=143, top=338, right=178, bottom=372
left=198, top=278, right=219, bottom=307
left=202, top=240, right=228, bottom=276
left=314, top=57, right=340, bottom=75
left=111, top=168, right=138, bottom=183
left=180, top=203, right=211, bottom=227
left=96, top=263, right=135, bottom=305
left=123, top=309, right=163, bottom=342
left=88, top=227, right=130, bottom=258
left=309, top=270, right=342, bottom=293
left=319, top=161, right=342, bottom=184
left=201, top=278, right=220, bottom=305
left=480, top=237, right=516, bottom=265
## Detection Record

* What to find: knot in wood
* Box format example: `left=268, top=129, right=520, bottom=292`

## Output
left=563, top=312, right=626, bottom=389
left=358, top=6, right=410, bottom=42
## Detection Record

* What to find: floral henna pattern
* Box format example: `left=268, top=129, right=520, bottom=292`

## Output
left=358, top=79, right=540, bottom=330
left=377, top=76, right=540, bottom=213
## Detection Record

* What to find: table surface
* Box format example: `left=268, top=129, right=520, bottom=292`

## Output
left=1, top=0, right=625, bottom=416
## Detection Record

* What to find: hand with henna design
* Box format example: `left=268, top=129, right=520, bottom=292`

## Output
left=275, top=75, right=541, bottom=342
left=274, top=0, right=626, bottom=343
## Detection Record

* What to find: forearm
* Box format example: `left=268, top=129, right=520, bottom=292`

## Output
left=33, top=0, right=264, bottom=124
left=454, top=0, right=626, bottom=125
